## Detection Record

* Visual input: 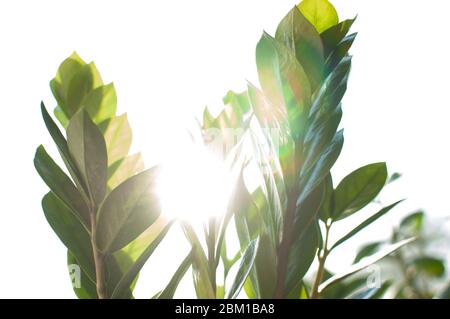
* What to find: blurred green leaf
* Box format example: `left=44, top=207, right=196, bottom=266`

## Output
left=67, top=109, right=108, bottom=206
left=297, top=0, right=339, bottom=33
left=227, top=239, right=259, bottom=299
left=96, top=166, right=161, bottom=253
left=414, top=257, right=445, bottom=278
left=353, top=242, right=382, bottom=264
left=331, top=200, right=404, bottom=251
left=334, top=163, right=387, bottom=220
left=319, top=238, right=415, bottom=294
left=321, top=18, right=356, bottom=57
left=399, top=211, right=424, bottom=235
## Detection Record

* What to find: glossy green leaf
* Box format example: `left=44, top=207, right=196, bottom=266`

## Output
left=331, top=200, right=404, bottom=251
left=319, top=238, right=415, bottom=294
left=84, top=83, right=117, bottom=124
left=67, top=109, right=108, bottom=206
left=321, top=18, right=356, bottom=57
left=275, top=6, right=325, bottom=89
left=298, top=130, right=344, bottom=205
left=111, top=221, right=174, bottom=298
left=334, top=163, right=387, bottom=220
left=34, top=145, right=90, bottom=227
left=227, top=239, right=259, bottom=299
left=286, top=222, right=320, bottom=294
left=42, top=192, right=95, bottom=282
left=99, top=113, right=132, bottom=166
left=319, top=174, right=334, bottom=221
left=256, top=32, right=311, bottom=140
left=297, top=0, right=339, bottom=33
left=325, top=32, right=357, bottom=74
left=96, top=166, right=161, bottom=253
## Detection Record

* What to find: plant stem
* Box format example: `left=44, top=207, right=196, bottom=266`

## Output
left=274, top=190, right=298, bottom=299
left=90, top=207, right=107, bottom=299
left=207, top=218, right=217, bottom=297
left=311, top=221, right=331, bottom=299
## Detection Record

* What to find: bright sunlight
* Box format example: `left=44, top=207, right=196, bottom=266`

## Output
left=156, top=142, right=234, bottom=224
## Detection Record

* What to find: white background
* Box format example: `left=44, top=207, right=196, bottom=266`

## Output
left=0, top=0, right=449, bottom=298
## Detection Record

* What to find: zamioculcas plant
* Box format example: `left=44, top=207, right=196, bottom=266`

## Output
left=198, top=0, right=414, bottom=299
left=34, top=53, right=190, bottom=299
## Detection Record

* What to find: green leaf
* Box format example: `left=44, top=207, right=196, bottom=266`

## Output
left=298, top=130, right=344, bottom=205
left=51, top=52, right=86, bottom=113
left=353, top=242, right=382, bottom=264
left=67, top=109, right=108, bottom=206
left=321, top=18, right=356, bottom=57
left=158, top=249, right=194, bottom=299
left=99, top=114, right=132, bottom=167
left=54, top=106, right=69, bottom=128
left=325, top=32, right=357, bottom=74
left=111, top=221, right=173, bottom=298
left=40, top=102, right=89, bottom=199
left=226, top=239, right=259, bottom=299
left=67, top=251, right=98, bottom=299
left=297, top=0, right=339, bottom=33
left=107, top=153, right=144, bottom=191
left=413, top=257, right=446, bottom=278
left=96, top=166, right=161, bottom=253
left=275, top=6, right=325, bottom=90
left=42, top=192, right=95, bottom=282
left=399, top=211, right=424, bottom=235
left=256, top=32, right=311, bottom=140
left=319, top=238, right=415, bottom=294
left=84, top=83, right=117, bottom=124
left=34, top=145, right=90, bottom=227
left=66, top=62, right=103, bottom=117
left=286, top=222, right=320, bottom=294
left=333, top=163, right=388, bottom=220
left=319, top=174, right=334, bottom=221
left=331, top=200, right=404, bottom=251
left=182, top=223, right=215, bottom=299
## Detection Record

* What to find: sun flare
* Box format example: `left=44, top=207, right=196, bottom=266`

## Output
left=156, top=143, right=234, bottom=224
